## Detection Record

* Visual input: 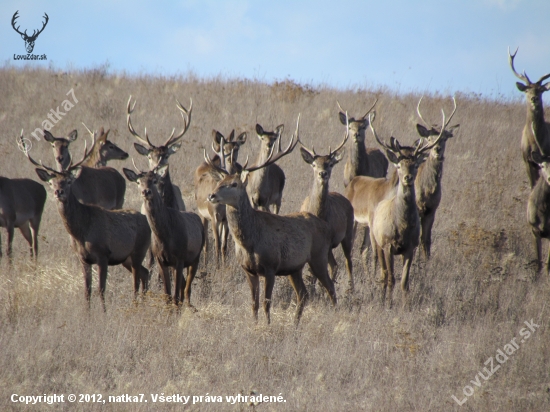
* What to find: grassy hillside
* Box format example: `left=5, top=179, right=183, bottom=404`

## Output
left=0, top=66, right=548, bottom=411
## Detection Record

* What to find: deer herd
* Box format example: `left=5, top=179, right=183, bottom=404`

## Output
left=1, top=47, right=548, bottom=324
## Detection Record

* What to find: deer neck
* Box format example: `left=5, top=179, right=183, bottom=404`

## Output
left=394, top=180, right=418, bottom=227
left=159, top=170, right=177, bottom=209
left=307, top=178, right=330, bottom=220
left=417, top=156, right=444, bottom=194
left=350, top=139, right=369, bottom=175
left=142, top=190, right=172, bottom=240
left=57, top=190, right=92, bottom=240
left=82, top=146, right=103, bottom=168
left=225, top=190, right=259, bottom=247
left=252, top=145, right=273, bottom=180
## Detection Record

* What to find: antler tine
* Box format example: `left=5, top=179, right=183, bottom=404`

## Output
left=244, top=114, right=300, bottom=173
left=336, top=100, right=345, bottom=113
left=24, top=144, right=59, bottom=175
left=415, top=108, right=447, bottom=157
left=33, top=12, right=48, bottom=38
left=81, top=122, right=96, bottom=138
left=165, top=98, right=193, bottom=147
left=508, top=46, right=531, bottom=84
left=204, top=149, right=229, bottom=176
left=330, top=111, right=349, bottom=157
left=416, top=96, right=432, bottom=127
left=361, top=97, right=379, bottom=120
left=70, top=133, right=96, bottom=169
left=11, top=11, right=25, bottom=36
left=127, top=95, right=154, bottom=148
left=443, top=95, right=458, bottom=129
left=369, top=112, right=394, bottom=152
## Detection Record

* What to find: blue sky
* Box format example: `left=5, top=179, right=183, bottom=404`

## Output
left=1, top=0, right=549, bottom=99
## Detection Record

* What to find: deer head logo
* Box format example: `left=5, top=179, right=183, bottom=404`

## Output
left=11, top=11, right=49, bottom=54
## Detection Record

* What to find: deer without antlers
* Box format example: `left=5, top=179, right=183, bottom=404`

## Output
left=28, top=136, right=151, bottom=310
left=299, top=114, right=355, bottom=291
left=246, top=123, right=287, bottom=214
left=124, top=165, right=204, bottom=308
left=414, top=96, right=459, bottom=259
left=194, top=129, right=246, bottom=266
left=127, top=95, right=192, bottom=211
left=42, top=128, right=127, bottom=210
left=509, top=47, right=550, bottom=188
left=206, top=116, right=337, bottom=324
left=11, top=11, right=49, bottom=53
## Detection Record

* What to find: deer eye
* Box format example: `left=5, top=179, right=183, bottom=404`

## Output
left=231, top=182, right=238, bottom=187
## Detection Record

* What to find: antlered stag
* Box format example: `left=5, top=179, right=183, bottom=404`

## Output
left=206, top=116, right=337, bottom=324
left=509, top=47, right=550, bottom=187
left=28, top=137, right=151, bottom=310
left=124, top=165, right=204, bottom=308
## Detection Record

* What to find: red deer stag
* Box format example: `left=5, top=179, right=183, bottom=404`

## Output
left=127, top=96, right=192, bottom=211
left=1, top=137, right=46, bottom=260
left=370, top=109, right=449, bottom=305
left=124, top=165, right=204, bottom=308
left=42, top=128, right=127, bottom=209
left=509, top=47, right=550, bottom=188
left=206, top=116, right=337, bottom=324
left=194, top=129, right=246, bottom=266
left=27, top=137, right=151, bottom=310
left=414, top=96, right=459, bottom=259
left=247, top=123, right=286, bottom=213
left=299, top=115, right=355, bottom=291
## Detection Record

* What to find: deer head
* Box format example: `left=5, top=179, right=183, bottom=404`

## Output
left=509, top=47, right=550, bottom=112
left=43, top=129, right=78, bottom=171
left=337, top=98, right=377, bottom=143
left=11, top=11, right=49, bottom=53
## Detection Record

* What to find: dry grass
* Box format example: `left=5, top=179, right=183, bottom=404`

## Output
left=0, top=65, right=549, bottom=411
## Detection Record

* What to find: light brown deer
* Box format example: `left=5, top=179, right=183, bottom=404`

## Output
left=0, top=142, right=47, bottom=259
left=27, top=138, right=151, bottom=310
left=194, top=129, right=246, bottom=266
left=509, top=47, right=550, bottom=188
left=414, top=97, right=459, bottom=259
left=206, top=116, right=337, bottom=324
left=127, top=96, right=192, bottom=211
left=299, top=117, right=355, bottom=291
left=124, top=165, right=204, bottom=308
left=370, top=109, right=448, bottom=305
left=338, top=99, right=388, bottom=186
left=247, top=123, right=286, bottom=213
left=42, top=128, right=127, bottom=209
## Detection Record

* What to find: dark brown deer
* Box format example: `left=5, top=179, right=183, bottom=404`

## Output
left=194, top=129, right=246, bottom=266
left=414, top=97, right=459, bottom=259
left=127, top=96, right=192, bottom=211
left=299, top=116, right=355, bottom=291
left=0, top=139, right=47, bottom=259
left=124, top=165, right=204, bottom=308
left=338, top=99, right=388, bottom=186
left=206, top=116, right=337, bottom=324
left=247, top=123, right=286, bottom=213
left=27, top=138, right=151, bottom=310
left=370, top=109, right=448, bottom=305
left=42, top=128, right=127, bottom=210
left=509, top=47, right=550, bottom=188
left=11, top=11, right=48, bottom=53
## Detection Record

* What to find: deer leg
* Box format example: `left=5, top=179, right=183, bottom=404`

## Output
left=341, top=232, right=354, bottom=292
left=82, top=263, right=93, bottom=307
left=376, top=245, right=388, bottom=304
left=401, top=249, right=415, bottom=292
left=328, top=249, right=338, bottom=283
left=18, top=222, right=34, bottom=257
left=263, top=273, right=276, bottom=325
left=288, top=270, right=308, bottom=325
left=384, top=246, right=395, bottom=308
left=122, top=259, right=140, bottom=298
left=221, top=221, right=229, bottom=265
left=174, top=262, right=185, bottom=307
left=29, top=216, right=42, bottom=258
left=244, top=270, right=260, bottom=322
left=159, top=261, right=172, bottom=302
left=6, top=222, right=14, bottom=259
left=97, top=260, right=109, bottom=312
left=201, top=217, right=209, bottom=266
left=183, top=261, right=199, bottom=311
left=420, top=212, right=436, bottom=260
left=533, top=232, right=542, bottom=273
left=370, top=229, right=379, bottom=280
left=310, top=259, right=337, bottom=306
left=213, top=217, right=222, bottom=268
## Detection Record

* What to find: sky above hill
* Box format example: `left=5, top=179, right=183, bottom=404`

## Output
left=2, top=0, right=549, bottom=100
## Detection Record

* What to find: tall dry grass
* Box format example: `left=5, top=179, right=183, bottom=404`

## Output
left=0, top=65, right=549, bottom=411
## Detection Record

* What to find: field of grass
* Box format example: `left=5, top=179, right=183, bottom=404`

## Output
left=0, top=66, right=549, bottom=411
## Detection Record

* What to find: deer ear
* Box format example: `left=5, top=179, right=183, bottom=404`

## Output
left=386, top=150, right=399, bottom=165
left=338, top=112, right=349, bottom=125
left=236, top=132, right=247, bottom=145
left=544, top=83, right=550, bottom=92
left=35, top=168, right=54, bottom=182
left=156, top=164, right=169, bottom=178
left=168, top=142, right=182, bottom=154
left=68, top=130, right=78, bottom=141
left=446, top=124, right=460, bottom=137
left=333, top=147, right=345, bottom=163
left=213, top=130, right=223, bottom=144
left=256, top=124, right=265, bottom=136
left=275, top=124, right=284, bottom=136
left=70, top=167, right=83, bottom=180
left=43, top=130, right=55, bottom=143
left=240, top=170, right=250, bottom=186
left=300, top=147, right=315, bottom=164
left=516, top=82, right=528, bottom=92
left=416, top=124, right=431, bottom=138
left=134, top=143, right=150, bottom=156
left=123, top=168, right=139, bottom=183
left=532, top=151, right=544, bottom=164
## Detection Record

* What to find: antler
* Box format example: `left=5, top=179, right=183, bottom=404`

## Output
left=508, top=47, right=531, bottom=84
left=241, top=114, right=300, bottom=173
left=329, top=111, right=349, bottom=157
left=417, top=95, right=458, bottom=131
left=369, top=113, right=393, bottom=152
left=81, top=122, right=96, bottom=139
left=204, top=135, right=230, bottom=176
left=68, top=134, right=96, bottom=169
left=414, top=109, right=447, bottom=157
left=11, top=11, right=25, bottom=37
left=127, top=96, right=154, bottom=148
left=30, top=13, right=48, bottom=40
left=164, top=98, right=193, bottom=147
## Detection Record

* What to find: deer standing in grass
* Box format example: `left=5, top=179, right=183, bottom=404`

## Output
left=509, top=47, right=550, bottom=188
left=206, top=116, right=337, bottom=324
left=28, top=137, right=151, bottom=310
left=124, top=165, right=204, bottom=308
left=414, top=97, right=459, bottom=259
left=127, top=96, right=192, bottom=211
left=247, top=123, right=286, bottom=213
left=299, top=116, right=355, bottom=291
left=194, top=130, right=246, bottom=266
left=0, top=139, right=47, bottom=259
left=43, top=128, right=128, bottom=209
left=369, top=109, right=449, bottom=305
